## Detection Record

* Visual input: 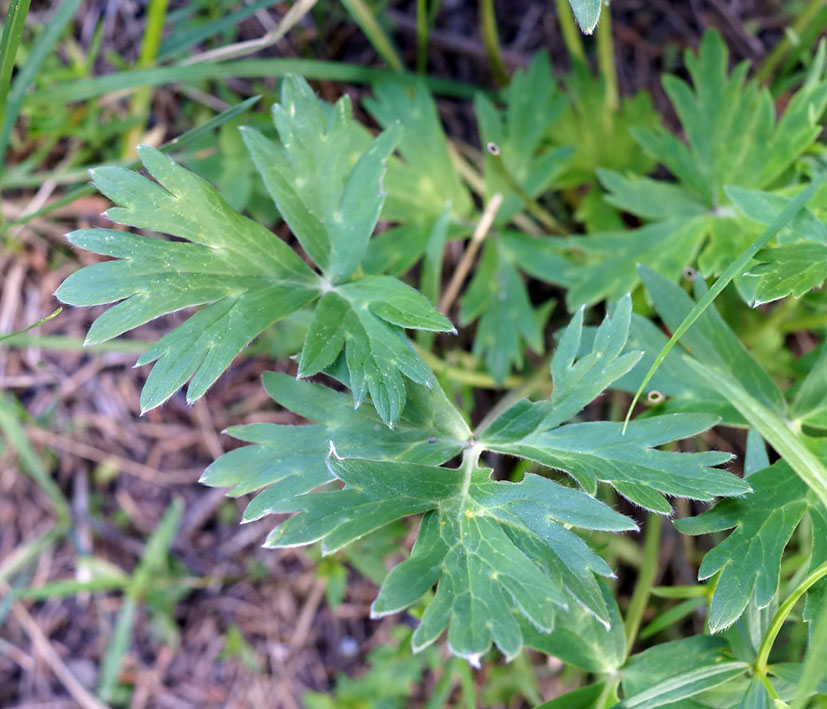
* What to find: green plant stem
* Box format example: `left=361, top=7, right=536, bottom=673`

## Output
left=754, top=560, right=827, bottom=675
left=416, top=0, right=428, bottom=73
left=341, top=0, right=405, bottom=72
left=479, top=0, right=509, bottom=87
left=756, top=0, right=827, bottom=84
left=0, top=307, right=61, bottom=344
left=597, top=676, right=620, bottom=708
left=624, top=514, right=663, bottom=655
left=0, top=0, right=82, bottom=169
left=687, top=361, right=827, bottom=509
left=490, top=153, right=566, bottom=234
left=624, top=171, right=827, bottom=432
left=554, top=0, right=586, bottom=63
left=596, top=3, right=618, bottom=112
left=791, top=585, right=827, bottom=708
left=121, top=0, right=170, bottom=158
left=2, top=95, right=259, bottom=233
left=414, top=345, right=524, bottom=389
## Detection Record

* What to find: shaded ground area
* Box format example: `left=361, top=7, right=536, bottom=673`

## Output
left=0, top=1, right=798, bottom=706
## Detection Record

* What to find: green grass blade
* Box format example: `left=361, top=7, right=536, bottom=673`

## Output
left=130, top=499, right=183, bottom=597
left=685, top=360, right=827, bottom=509
left=97, top=596, right=138, bottom=703
left=791, top=590, right=827, bottom=708
left=20, top=576, right=130, bottom=600
left=0, top=307, right=61, bottom=343
left=2, top=94, right=260, bottom=230
left=0, top=0, right=82, bottom=167
left=624, top=171, right=827, bottom=432
left=0, top=333, right=151, bottom=351
left=96, top=500, right=182, bottom=703
left=158, top=0, right=275, bottom=60
left=121, top=0, right=171, bottom=157
left=341, top=0, right=405, bottom=72
left=0, top=392, right=71, bottom=584
left=0, top=0, right=32, bottom=176
left=27, top=58, right=478, bottom=107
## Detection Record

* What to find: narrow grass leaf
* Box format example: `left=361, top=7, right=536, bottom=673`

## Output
left=624, top=171, right=827, bottom=432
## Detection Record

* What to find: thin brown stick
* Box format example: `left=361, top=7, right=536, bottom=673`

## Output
left=439, top=193, right=503, bottom=314
left=25, top=427, right=199, bottom=485
left=6, top=585, right=109, bottom=709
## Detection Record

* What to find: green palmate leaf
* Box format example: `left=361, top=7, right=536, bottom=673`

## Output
left=589, top=29, right=827, bottom=298
left=480, top=295, right=746, bottom=513
left=361, top=83, right=471, bottom=280
left=240, top=76, right=398, bottom=285
left=459, top=238, right=547, bottom=384
left=270, top=452, right=635, bottom=665
left=201, top=372, right=469, bottom=516
left=567, top=0, right=602, bottom=34
left=363, top=81, right=472, bottom=225
left=206, top=295, right=745, bottom=663
left=675, top=461, right=822, bottom=632
left=460, top=53, right=574, bottom=382
left=617, top=636, right=750, bottom=708
left=475, top=52, right=572, bottom=226
left=55, top=145, right=321, bottom=411
left=522, top=581, right=626, bottom=672
left=747, top=243, right=827, bottom=305
left=57, top=76, right=452, bottom=424
left=551, top=65, right=659, bottom=190
left=486, top=413, right=741, bottom=515
left=560, top=218, right=711, bottom=309
left=298, top=276, right=453, bottom=425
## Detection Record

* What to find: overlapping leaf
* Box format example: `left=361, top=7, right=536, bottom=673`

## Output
left=455, top=54, right=571, bottom=381
left=581, top=31, right=827, bottom=302
left=479, top=295, right=747, bottom=513
left=201, top=372, right=469, bottom=517
left=270, top=454, right=634, bottom=665
left=459, top=238, right=548, bottom=385
left=208, top=298, right=745, bottom=663
left=617, top=636, right=750, bottom=708
left=675, top=461, right=820, bottom=632
left=475, top=52, right=571, bottom=227
left=58, top=76, right=454, bottom=425
left=55, top=144, right=321, bottom=411
left=361, top=82, right=473, bottom=278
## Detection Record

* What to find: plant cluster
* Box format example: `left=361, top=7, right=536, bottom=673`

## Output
left=53, top=19, right=827, bottom=708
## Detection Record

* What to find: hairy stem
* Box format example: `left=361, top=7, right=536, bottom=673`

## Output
left=554, top=0, right=586, bottom=63
left=596, top=3, right=618, bottom=112
left=754, top=560, right=827, bottom=674
left=625, top=514, right=663, bottom=655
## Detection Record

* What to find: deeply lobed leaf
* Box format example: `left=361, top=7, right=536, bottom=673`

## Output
left=56, top=146, right=321, bottom=410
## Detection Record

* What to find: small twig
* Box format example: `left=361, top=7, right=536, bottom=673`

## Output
left=179, top=0, right=318, bottom=66
left=439, top=193, right=502, bottom=314
left=25, top=427, right=199, bottom=485
left=5, top=584, right=109, bottom=709
left=289, top=577, right=326, bottom=651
